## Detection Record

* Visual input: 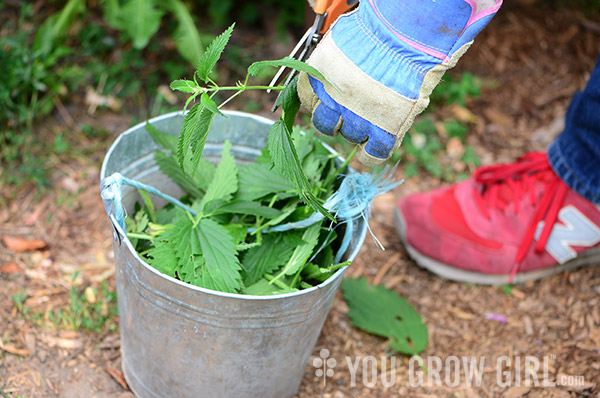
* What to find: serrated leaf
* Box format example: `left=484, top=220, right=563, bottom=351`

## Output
left=242, top=234, right=296, bottom=286
left=178, top=103, right=201, bottom=169
left=224, top=224, right=246, bottom=245
left=341, top=278, right=428, bottom=355
left=200, top=92, right=225, bottom=117
left=146, top=240, right=177, bottom=278
left=244, top=278, right=283, bottom=296
left=168, top=0, right=204, bottom=64
left=248, top=57, right=326, bottom=83
left=237, top=163, right=294, bottom=201
left=146, top=122, right=177, bottom=153
left=244, top=278, right=298, bottom=296
left=205, top=200, right=282, bottom=219
left=189, top=107, right=216, bottom=177
left=198, top=140, right=238, bottom=211
left=196, top=23, right=235, bottom=82
left=196, top=217, right=243, bottom=293
left=154, top=151, right=204, bottom=198
left=119, top=0, right=163, bottom=49
left=170, top=79, right=199, bottom=94
left=277, top=76, right=300, bottom=130
left=267, top=120, right=332, bottom=220
left=271, top=222, right=321, bottom=282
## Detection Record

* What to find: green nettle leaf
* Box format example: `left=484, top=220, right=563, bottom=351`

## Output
left=245, top=278, right=286, bottom=296
left=272, top=222, right=321, bottom=281
left=146, top=122, right=177, bottom=153
left=154, top=151, right=204, bottom=198
left=242, top=234, right=296, bottom=286
left=198, top=140, right=238, bottom=211
left=170, top=79, right=199, bottom=94
left=146, top=241, right=178, bottom=278
left=189, top=108, right=216, bottom=176
left=200, top=92, right=224, bottom=117
left=196, top=218, right=243, bottom=293
left=247, top=57, right=327, bottom=83
left=267, top=121, right=332, bottom=220
left=341, top=278, right=428, bottom=355
left=196, top=23, right=235, bottom=82
left=278, top=76, right=300, bottom=130
left=178, top=104, right=217, bottom=175
left=168, top=0, right=204, bottom=65
left=120, top=0, right=164, bottom=49
left=178, top=103, right=201, bottom=168
left=237, top=163, right=294, bottom=201
left=205, top=200, right=282, bottom=219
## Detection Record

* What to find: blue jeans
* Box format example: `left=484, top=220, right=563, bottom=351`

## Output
left=548, top=54, right=600, bottom=205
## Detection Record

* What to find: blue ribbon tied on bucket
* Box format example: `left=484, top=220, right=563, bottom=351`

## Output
left=101, top=166, right=402, bottom=263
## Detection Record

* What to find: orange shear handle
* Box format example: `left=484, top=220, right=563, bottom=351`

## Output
left=315, top=0, right=359, bottom=34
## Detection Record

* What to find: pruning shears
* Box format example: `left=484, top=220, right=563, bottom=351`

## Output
left=269, top=0, right=359, bottom=111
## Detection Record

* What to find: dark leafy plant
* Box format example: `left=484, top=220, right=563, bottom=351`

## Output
left=126, top=26, right=350, bottom=295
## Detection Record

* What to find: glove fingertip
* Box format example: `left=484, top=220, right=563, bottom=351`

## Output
left=312, top=102, right=342, bottom=137
left=356, top=145, right=387, bottom=167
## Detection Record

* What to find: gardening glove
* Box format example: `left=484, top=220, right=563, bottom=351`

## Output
left=297, top=0, right=502, bottom=166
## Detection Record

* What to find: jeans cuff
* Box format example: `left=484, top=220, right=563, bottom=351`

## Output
left=548, top=140, right=600, bottom=205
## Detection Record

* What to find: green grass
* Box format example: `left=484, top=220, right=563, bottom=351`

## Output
left=12, top=275, right=119, bottom=334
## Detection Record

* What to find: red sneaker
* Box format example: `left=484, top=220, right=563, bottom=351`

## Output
left=395, top=152, right=600, bottom=284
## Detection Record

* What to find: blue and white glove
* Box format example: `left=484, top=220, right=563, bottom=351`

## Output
left=298, top=0, right=502, bottom=166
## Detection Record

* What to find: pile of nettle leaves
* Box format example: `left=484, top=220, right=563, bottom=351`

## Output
left=125, top=25, right=353, bottom=295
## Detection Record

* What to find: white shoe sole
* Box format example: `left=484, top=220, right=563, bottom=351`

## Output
left=394, top=207, right=600, bottom=285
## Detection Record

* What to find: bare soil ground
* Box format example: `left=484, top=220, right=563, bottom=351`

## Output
left=2, top=4, right=600, bottom=398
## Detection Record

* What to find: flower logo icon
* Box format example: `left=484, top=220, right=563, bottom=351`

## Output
left=312, top=349, right=337, bottom=386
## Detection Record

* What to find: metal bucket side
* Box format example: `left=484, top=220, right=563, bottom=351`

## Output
left=101, top=111, right=368, bottom=398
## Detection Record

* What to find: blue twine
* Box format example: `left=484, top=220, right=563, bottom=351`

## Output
left=100, top=172, right=197, bottom=231
left=100, top=165, right=401, bottom=263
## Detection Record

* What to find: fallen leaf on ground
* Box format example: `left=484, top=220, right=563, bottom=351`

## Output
left=0, top=340, right=30, bottom=357
left=2, top=236, right=48, bottom=251
left=85, top=87, right=123, bottom=113
left=450, top=104, right=479, bottom=124
left=503, top=385, right=531, bottom=398
left=40, top=335, right=83, bottom=350
left=0, top=263, right=22, bottom=273
left=107, top=366, right=129, bottom=390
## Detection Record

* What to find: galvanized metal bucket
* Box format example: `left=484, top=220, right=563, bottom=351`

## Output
left=100, top=111, right=367, bottom=398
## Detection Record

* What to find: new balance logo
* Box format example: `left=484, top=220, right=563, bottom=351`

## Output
left=535, top=205, right=600, bottom=264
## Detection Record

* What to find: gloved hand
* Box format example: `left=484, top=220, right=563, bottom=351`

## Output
left=297, top=0, right=502, bottom=166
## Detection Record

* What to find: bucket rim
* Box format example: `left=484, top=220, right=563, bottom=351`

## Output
left=101, top=110, right=367, bottom=301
